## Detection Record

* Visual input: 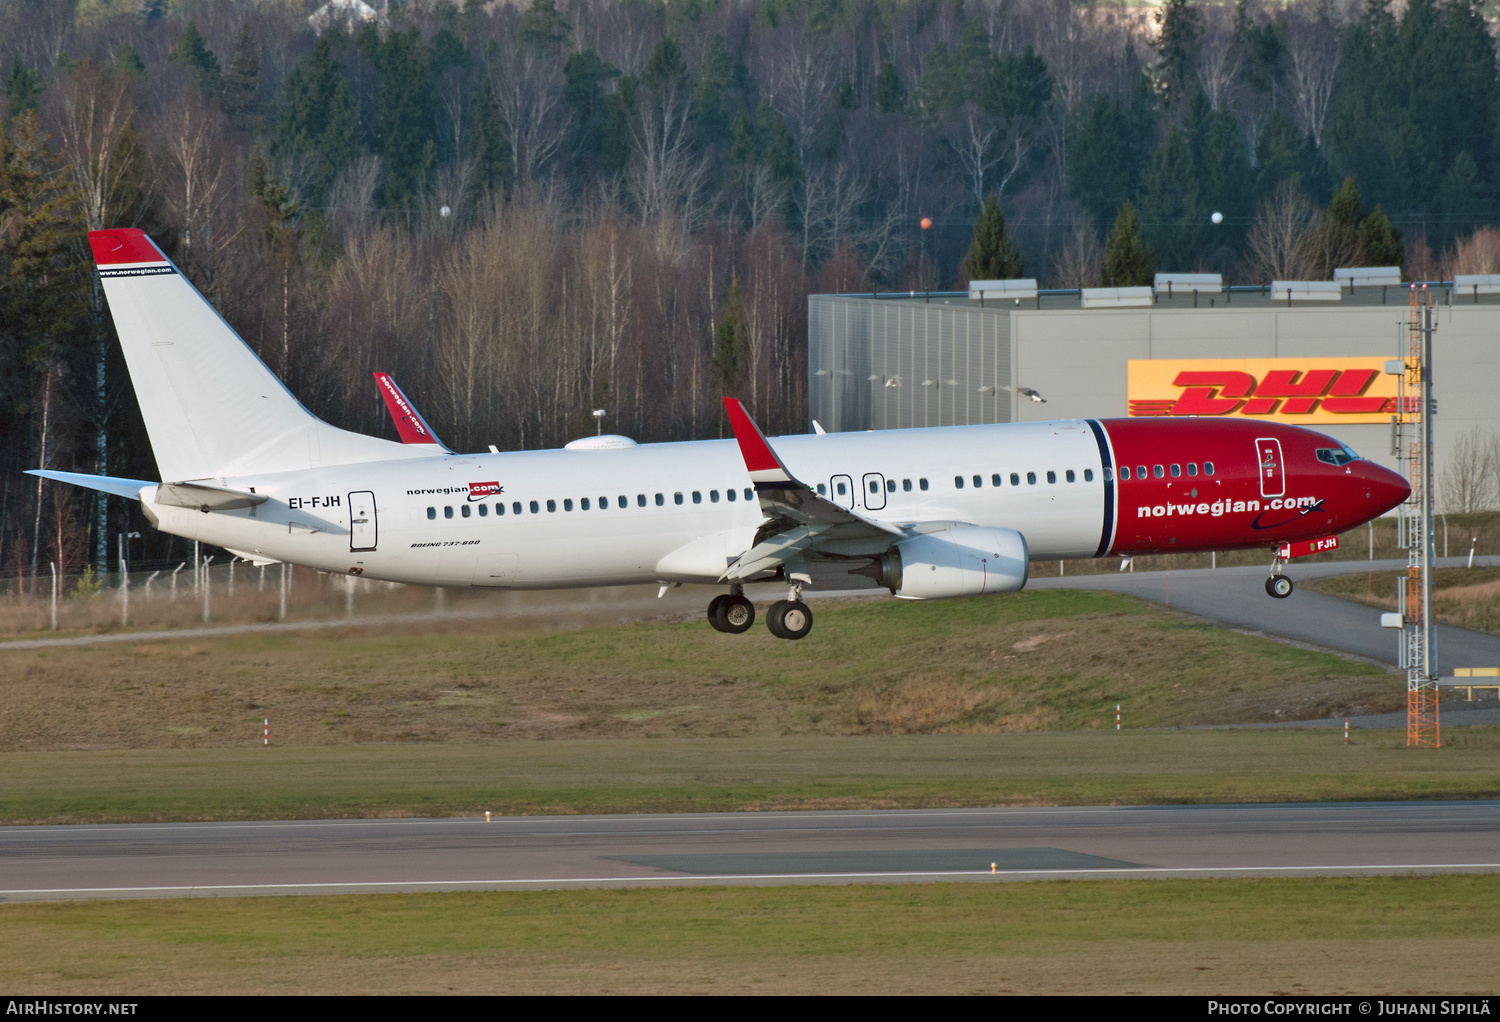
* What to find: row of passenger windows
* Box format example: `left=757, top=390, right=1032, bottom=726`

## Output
left=427, top=487, right=757, bottom=519
left=1118, top=461, right=1215, bottom=480
left=954, top=469, right=1095, bottom=488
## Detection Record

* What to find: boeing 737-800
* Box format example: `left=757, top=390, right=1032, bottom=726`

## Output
left=28, top=229, right=1410, bottom=640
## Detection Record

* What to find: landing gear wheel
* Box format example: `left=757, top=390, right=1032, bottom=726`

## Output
left=1266, top=574, right=1294, bottom=599
left=766, top=599, right=813, bottom=640
left=707, top=594, right=729, bottom=632
left=716, top=594, right=756, bottom=634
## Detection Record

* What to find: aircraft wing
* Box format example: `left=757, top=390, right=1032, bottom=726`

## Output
left=721, top=398, right=902, bottom=580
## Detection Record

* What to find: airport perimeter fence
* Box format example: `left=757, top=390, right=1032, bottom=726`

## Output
left=0, top=559, right=453, bottom=637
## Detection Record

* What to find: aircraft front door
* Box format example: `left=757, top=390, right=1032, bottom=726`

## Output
left=1254, top=439, right=1285, bottom=498
left=862, top=472, right=887, bottom=510
left=349, top=490, right=377, bottom=551
left=830, top=474, right=855, bottom=509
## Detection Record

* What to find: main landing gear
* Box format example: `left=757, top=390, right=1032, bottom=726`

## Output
left=1265, top=553, right=1294, bottom=599
left=707, top=583, right=814, bottom=640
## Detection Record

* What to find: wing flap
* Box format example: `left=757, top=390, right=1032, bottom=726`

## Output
left=155, top=481, right=269, bottom=512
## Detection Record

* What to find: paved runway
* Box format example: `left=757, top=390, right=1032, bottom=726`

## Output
left=1031, top=556, right=1500, bottom=669
left=3, top=802, right=1497, bottom=902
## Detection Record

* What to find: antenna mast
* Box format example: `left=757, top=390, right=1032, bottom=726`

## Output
left=1397, top=285, right=1440, bottom=747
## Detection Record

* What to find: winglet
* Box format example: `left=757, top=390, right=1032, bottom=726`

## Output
left=724, top=398, right=797, bottom=485
left=374, top=372, right=450, bottom=450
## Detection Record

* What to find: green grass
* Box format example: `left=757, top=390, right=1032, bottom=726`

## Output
left=1308, top=565, right=1500, bottom=636
left=4, top=877, right=1498, bottom=993
left=2, top=729, right=1498, bottom=824
left=0, top=589, right=1399, bottom=753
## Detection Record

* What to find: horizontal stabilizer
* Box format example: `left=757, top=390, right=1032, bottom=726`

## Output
left=26, top=470, right=154, bottom=499
left=155, top=481, right=269, bottom=512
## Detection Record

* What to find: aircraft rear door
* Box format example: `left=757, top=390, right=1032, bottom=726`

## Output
left=349, top=490, right=377, bottom=551
left=862, top=473, right=887, bottom=510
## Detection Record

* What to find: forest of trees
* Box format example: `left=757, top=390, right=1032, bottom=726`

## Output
left=5, top=0, right=1500, bottom=579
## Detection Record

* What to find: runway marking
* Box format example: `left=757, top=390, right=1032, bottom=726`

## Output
left=5, top=862, right=1500, bottom=897
left=6, top=801, right=1494, bottom=837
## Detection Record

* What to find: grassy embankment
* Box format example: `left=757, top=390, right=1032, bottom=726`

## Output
left=1308, top=565, right=1500, bottom=637
left=3, top=877, right=1498, bottom=994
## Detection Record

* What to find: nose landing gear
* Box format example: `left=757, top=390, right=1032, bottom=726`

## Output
left=1265, top=553, right=1294, bottom=599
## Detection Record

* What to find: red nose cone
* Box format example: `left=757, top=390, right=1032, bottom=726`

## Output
left=1359, top=461, right=1410, bottom=516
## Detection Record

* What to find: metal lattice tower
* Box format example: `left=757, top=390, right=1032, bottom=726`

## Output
left=1396, top=286, right=1440, bottom=747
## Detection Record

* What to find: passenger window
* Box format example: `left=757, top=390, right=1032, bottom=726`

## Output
left=637, top=494, right=646, bottom=507
left=513, top=502, right=522, bottom=515
left=1153, top=465, right=1164, bottom=479
left=955, top=476, right=964, bottom=489
left=674, top=492, right=684, bottom=505
left=710, top=490, right=720, bottom=502
left=727, top=488, right=737, bottom=501
left=563, top=498, right=573, bottom=511
left=497, top=502, right=505, bottom=515
left=1046, top=471, right=1057, bottom=484
left=836, top=480, right=846, bottom=496
left=444, top=506, right=453, bottom=519
left=1138, top=465, right=1147, bottom=478
left=692, top=491, right=702, bottom=504
left=617, top=495, right=626, bottom=507
left=581, top=498, right=590, bottom=510
left=1187, top=463, right=1198, bottom=477
left=427, top=507, right=436, bottom=520
left=919, top=478, right=929, bottom=490
left=817, top=483, right=826, bottom=495
left=886, top=479, right=896, bottom=492
left=655, top=493, right=664, bottom=506
left=903, top=479, right=912, bottom=492
left=1204, top=462, right=1215, bottom=476
left=1010, top=473, right=1019, bottom=486
left=1120, top=466, right=1131, bottom=480
left=1027, top=472, right=1037, bottom=485
left=529, top=501, right=539, bottom=513
left=479, top=504, right=488, bottom=517
left=992, top=474, right=1002, bottom=487
left=1066, top=470, right=1076, bottom=483
left=1170, top=464, right=1181, bottom=477
left=744, top=488, right=753, bottom=500
left=547, top=500, right=557, bottom=512
left=973, top=475, right=983, bottom=488
left=461, top=504, right=471, bottom=517
left=869, top=479, right=879, bottom=494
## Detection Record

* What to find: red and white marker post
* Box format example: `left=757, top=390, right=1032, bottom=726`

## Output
left=264, top=718, right=269, bottom=746
left=1116, top=704, right=1121, bottom=731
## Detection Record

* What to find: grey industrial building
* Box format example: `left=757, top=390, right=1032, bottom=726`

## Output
left=807, top=280, right=1500, bottom=484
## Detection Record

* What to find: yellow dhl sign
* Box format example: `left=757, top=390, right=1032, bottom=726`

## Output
left=1127, top=358, right=1413, bottom=424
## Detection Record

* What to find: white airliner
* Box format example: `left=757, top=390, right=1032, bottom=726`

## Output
left=29, top=229, right=1409, bottom=640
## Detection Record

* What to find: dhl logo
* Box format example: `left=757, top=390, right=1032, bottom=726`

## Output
left=1126, top=358, right=1414, bottom=425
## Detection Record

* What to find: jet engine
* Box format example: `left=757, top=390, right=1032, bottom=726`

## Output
left=855, top=526, right=1030, bottom=600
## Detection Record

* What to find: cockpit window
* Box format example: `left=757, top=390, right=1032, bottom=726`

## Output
left=1316, top=447, right=1357, bottom=466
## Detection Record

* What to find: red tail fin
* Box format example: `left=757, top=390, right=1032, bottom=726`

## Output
left=374, top=372, right=449, bottom=450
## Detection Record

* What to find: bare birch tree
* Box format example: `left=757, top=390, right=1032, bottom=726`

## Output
left=1245, top=181, right=1318, bottom=281
left=1285, top=16, right=1341, bottom=148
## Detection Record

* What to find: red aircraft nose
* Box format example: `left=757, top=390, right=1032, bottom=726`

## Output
left=1356, top=460, right=1411, bottom=516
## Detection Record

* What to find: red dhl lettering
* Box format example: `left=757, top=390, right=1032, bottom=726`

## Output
left=1127, top=368, right=1419, bottom=417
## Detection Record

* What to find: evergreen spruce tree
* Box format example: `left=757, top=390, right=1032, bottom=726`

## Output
left=220, top=23, right=261, bottom=125
left=1153, top=0, right=1201, bottom=109
left=641, top=38, right=686, bottom=91
left=963, top=193, right=1024, bottom=281
left=520, top=0, right=571, bottom=53
left=693, top=34, right=736, bottom=142
left=275, top=37, right=362, bottom=204
left=563, top=48, right=619, bottom=171
left=873, top=60, right=905, bottom=114
left=3, top=60, right=41, bottom=117
left=467, top=74, right=511, bottom=193
left=171, top=22, right=221, bottom=96
left=375, top=28, right=436, bottom=207
left=1102, top=202, right=1155, bottom=286
left=1359, top=205, right=1403, bottom=267
left=712, top=277, right=747, bottom=395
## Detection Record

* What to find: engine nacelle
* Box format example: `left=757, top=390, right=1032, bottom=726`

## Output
left=863, top=526, right=1029, bottom=600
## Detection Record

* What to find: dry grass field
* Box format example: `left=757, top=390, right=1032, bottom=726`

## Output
left=1308, top=566, right=1500, bottom=636
left=0, top=589, right=1398, bottom=753
left=3, top=877, right=1497, bottom=994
